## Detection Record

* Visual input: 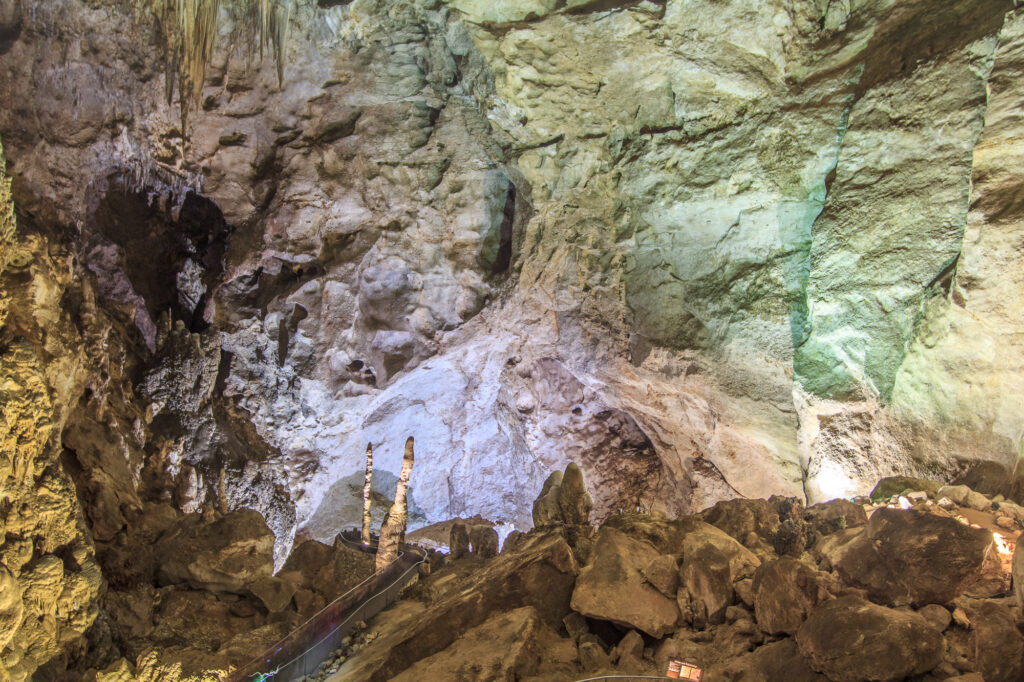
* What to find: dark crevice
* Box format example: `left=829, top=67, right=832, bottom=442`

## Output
left=91, top=183, right=231, bottom=332
left=492, top=182, right=516, bottom=275
left=277, top=304, right=308, bottom=366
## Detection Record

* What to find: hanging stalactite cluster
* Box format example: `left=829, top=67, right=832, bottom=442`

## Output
left=144, top=0, right=293, bottom=133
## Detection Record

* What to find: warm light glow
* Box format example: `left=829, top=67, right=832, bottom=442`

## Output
left=814, top=460, right=856, bottom=500
left=992, top=532, right=1011, bottom=556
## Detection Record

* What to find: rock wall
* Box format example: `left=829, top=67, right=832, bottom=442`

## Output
left=1, top=2, right=1024, bottom=675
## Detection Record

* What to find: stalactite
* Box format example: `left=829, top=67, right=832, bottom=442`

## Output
left=375, top=437, right=414, bottom=572
left=361, top=442, right=373, bottom=545
left=145, top=0, right=293, bottom=136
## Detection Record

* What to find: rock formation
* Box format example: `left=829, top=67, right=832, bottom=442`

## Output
left=361, top=442, right=373, bottom=545
left=376, top=437, right=415, bottom=572
left=0, top=0, right=1022, bottom=678
left=329, top=476, right=1022, bottom=682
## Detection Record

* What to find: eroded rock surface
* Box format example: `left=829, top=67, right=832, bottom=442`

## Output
left=1, top=0, right=1024, bottom=679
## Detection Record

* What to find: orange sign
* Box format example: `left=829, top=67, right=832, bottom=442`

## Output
left=666, top=658, right=703, bottom=681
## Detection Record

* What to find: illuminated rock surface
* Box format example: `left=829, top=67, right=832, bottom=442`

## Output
left=0, top=0, right=1023, bottom=679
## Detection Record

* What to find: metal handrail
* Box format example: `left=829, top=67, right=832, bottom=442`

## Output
left=572, top=677, right=675, bottom=681
left=227, top=534, right=426, bottom=681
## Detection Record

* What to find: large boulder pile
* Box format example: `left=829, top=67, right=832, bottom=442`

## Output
left=92, top=504, right=376, bottom=681
left=336, top=473, right=1022, bottom=682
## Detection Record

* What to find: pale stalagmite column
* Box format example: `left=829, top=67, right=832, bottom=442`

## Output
left=375, top=437, right=414, bottom=571
left=361, top=442, right=373, bottom=544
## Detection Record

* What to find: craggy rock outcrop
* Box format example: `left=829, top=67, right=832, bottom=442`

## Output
left=334, top=531, right=578, bottom=680
left=155, top=509, right=275, bottom=593
left=336, top=479, right=1018, bottom=682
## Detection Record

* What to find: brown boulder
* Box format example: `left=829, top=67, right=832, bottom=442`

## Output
left=449, top=522, right=470, bottom=560
left=953, top=460, right=1024, bottom=504
left=824, top=508, right=993, bottom=605
left=966, top=600, right=1024, bottom=682
left=869, top=476, right=943, bottom=501
left=642, top=554, right=679, bottom=598
left=277, top=539, right=333, bottom=591
left=708, top=638, right=828, bottom=682
left=154, top=509, right=274, bottom=594
left=796, top=595, right=943, bottom=681
left=390, top=606, right=554, bottom=682
left=680, top=542, right=732, bottom=628
left=613, top=629, right=645, bottom=665
left=804, top=498, right=868, bottom=537
left=558, top=462, right=594, bottom=525
left=678, top=527, right=760, bottom=628
left=469, top=525, right=499, bottom=559
left=916, top=603, right=951, bottom=632
left=938, top=484, right=993, bottom=511
left=752, top=558, right=830, bottom=635
left=571, top=526, right=680, bottom=638
left=700, top=498, right=780, bottom=555
left=247, top=576, right=296, bottom=613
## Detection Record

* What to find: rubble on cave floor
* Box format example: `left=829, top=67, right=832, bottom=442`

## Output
left=77, top=466, right=1024, bottom=682
left=326, top=470, right=1023, bottom=682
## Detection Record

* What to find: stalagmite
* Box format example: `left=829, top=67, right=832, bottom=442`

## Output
left=375, top=437, right=414, bottom=571
left=361, top=442, right=373, bottom=545
left=217, top=466, right=228, bottom=516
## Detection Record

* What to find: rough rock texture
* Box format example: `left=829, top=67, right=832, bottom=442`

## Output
left=678, top=526, right=760, bottom=627
left=570, top=526, right=680, bottom=637
left=155, top=509, right=275, bottom=593
left=332, top=531, right=578, bottom=680
left=331, top=479, right=1017, bottom=682
left=820, top=507, right=993, bottom=605
left=752, top=558, right=830, bottom=635
left=964, top=600, right=1024, bottom=682
left=390, top=605, right=552, bottom=682
left=642, top=554, right=680, bottom=598
left=2, top=1, right=1024, bottom=678
left=449, top=522, right=470, bottom=560
left=1014, top=536, right=1024, bottom=608
left=468, top=525, right=499, bottom=559
left=796, top=595, right=944, bottom=682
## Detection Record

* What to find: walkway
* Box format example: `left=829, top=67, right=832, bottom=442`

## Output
left=228, top=532, right=427, bottom=682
